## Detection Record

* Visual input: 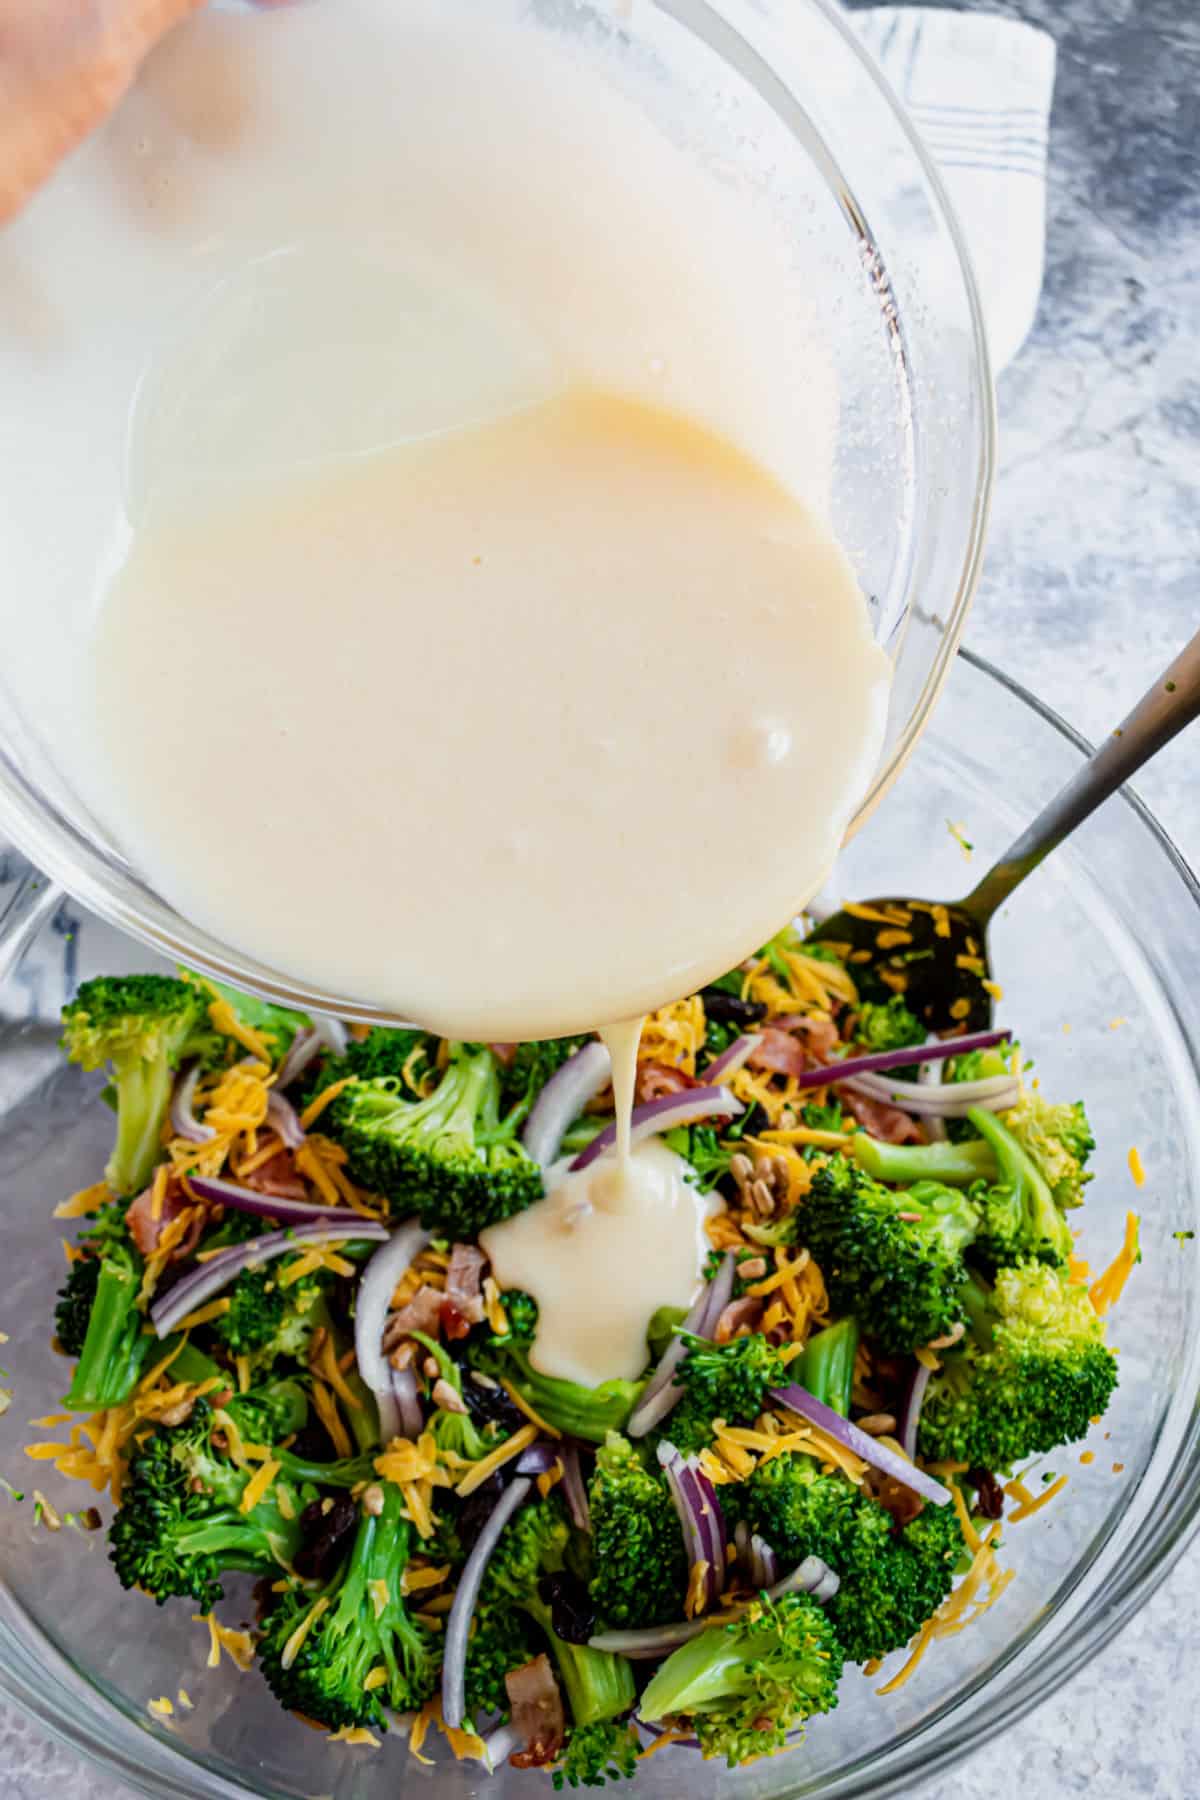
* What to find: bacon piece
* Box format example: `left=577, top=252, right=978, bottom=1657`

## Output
left=240, top=1149, right=309, bottom=1201
left=489, top=1042, right=518, bottom=1067
left=445, top=1243, right=487, bottom=1326
left=381, top=1284, right=444, bottom=1348
left=840, top=1089, right=924, bottom=1144
left=636, top=1060, right=702, bottom=1103
left=506, top=1655, right=565, bottom=1767
left=772, top=1013, right=841, bottom=1060
left=126, top=1174, right=205, bottom=1261
left=747, top=1028, right=809, bottom=1078
left=714, top=1295, right=763, bottom=1343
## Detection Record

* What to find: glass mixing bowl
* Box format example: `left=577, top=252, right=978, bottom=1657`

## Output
left=1, top=649, right=1198, bottom=1799
left=0, top=0, right=991, bottom=1025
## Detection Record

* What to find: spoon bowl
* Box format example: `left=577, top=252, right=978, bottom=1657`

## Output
left=811, top=628, right=1200, bottom=1036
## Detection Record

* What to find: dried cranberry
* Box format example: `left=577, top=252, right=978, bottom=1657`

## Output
left=538, top=1572, right=594, bottom=1644
left=457, top=1473, right=508, bottom=1553
left=700, top=990, right=767, bottom=1027
left=968, top=1468, right=1005, bottom=1520
left=463, top=1375, right=525, bottom=1434
left=294, top=1494, right=358, bottom=1580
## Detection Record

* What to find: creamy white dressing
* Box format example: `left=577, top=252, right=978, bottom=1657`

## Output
left=480, top=1140, right=715, bottom=1387
left=84, top=386, right=889, bottom=1040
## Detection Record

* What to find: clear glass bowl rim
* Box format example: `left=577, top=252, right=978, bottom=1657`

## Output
left=0, top=0, right=996, bottom=1026
left=2, top=645, right=1199, bottom=1800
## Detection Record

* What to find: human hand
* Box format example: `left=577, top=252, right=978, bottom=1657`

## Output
left=0, top=0, right=284, bottom=225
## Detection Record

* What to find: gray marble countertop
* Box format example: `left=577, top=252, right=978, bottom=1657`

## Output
left=3, top=0, right=1198, bottom=1794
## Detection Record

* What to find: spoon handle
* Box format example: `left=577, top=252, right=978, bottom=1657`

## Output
left=963, top=628, right=1200, bottom=927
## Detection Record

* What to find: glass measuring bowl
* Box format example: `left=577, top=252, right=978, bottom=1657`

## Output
left=0, top=0, right=992, bottom=1024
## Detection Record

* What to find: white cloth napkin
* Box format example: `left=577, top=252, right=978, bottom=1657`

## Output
left=854, top=6, right=1057, bottom=371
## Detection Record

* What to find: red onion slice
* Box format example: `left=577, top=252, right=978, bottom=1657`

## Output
left=522, top=1041, right=611, bottom=1169
left=182, top=1173, right=353, bottom=1229
left=840, top=1068, right=1019, bottom=1117
left=169, top=1063, right=215, bottom=1144
left=899, top=1360, right=933, bottom=1463
left=149, top=1218, right=387, bottom=1337
left=353, top=1220, right=432, bottom=1430
left=389, top=1364, right=424, bottom=1442
left=275, top=1027, right=324, bottom=1091
left=749, top=1533, right=779, bottom=1589
left=312, top=1014, right=349, bottom=1057
left=559, top=1442, right=591, bottom=1532
left=570, top=1087, right=742, bottom=1174
left=657, top=1442, right=726, bottom=1609
left=516, top=1442, right=561, bottom=1476
left=266, top=1090, right=305, bottom=1149
left=918, top=1041, right=948, bottom=1143
left=703, top=1034, right=763, bottom=1083
left=627, top=1252, right=735, bottom=1440
left=589, top=1554, right=840, bottom=1658
left=479, top=1724, right=520, bottom=1771
left=442, top=1475, right=533, bottom=1729
left=790, top=1028, right=1011, bottom=1092
left=770, top=1383, right=951, bottom=1508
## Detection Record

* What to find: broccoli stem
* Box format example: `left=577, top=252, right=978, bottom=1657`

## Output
left=958, top=1273, right=996, bottom=1349
left=524, top=1592, right=635, bottom=1727
left=64, top=1260, right=152, bottom=1411
left=798, top=1317, right=858, bottom=1417
left=112, top=1057, right=174, bottom=1199
left=851, top=1134, right=997, bottom=1188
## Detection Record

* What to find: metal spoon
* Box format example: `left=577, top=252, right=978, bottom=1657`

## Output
left=808, top=630, right=1200, bottom=1033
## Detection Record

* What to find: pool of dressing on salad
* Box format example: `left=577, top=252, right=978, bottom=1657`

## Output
left=70, top=0, right=893, bottom=1386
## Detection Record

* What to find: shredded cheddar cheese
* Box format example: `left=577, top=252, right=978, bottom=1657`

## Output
left=239, top=1458, right=280, bottom=1515
left=328, top=1726, right=380, bottom=1747
left=1005, top=1472, right=1068, bottom=1522
left=299, top=1078, right=354, bottom=1132
left=499, top=1379, right=563, bottom=1439
left=195, top=1611, right=256, bottom=1673
left=1090, top=1212, right=1140, bottom=1317
left=54, top=1180, right=112, bottom=1220
left=454, top=1424, right=538, bottom=1497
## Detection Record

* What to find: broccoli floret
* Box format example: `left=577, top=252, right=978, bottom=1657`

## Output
left=320, top=1043, right=543, bottom=1238
left=499, top=1036, right=596, bottom=1122
left=660, top=1123, right=732, bottom=1193
left=492, top=1289, right=540, bottom=1344
left=668, top=1334, right=788, bottom=1454
left=1001, top=1092, right=1095, bottom=1210
left=553, top=1720, right=640, bottom=1790
left=856, top=997, right=924, bottom=1053
left=639, top=1591, right=842, bottom=1765
left=799, top=1158, right=979, bottom=1353
left=735, top=1453, right=963, bottom=1663
left=587, top=1434, right=686, bottom=1631
left=966, top=1106, right=1073, bottom=1270
left=801, top=1100, right=845, bottom=1135
left=54, top=1255, right=101, bottom=1360
left=56, top=1202, right=153, bottom=1411
left=471, top=1495, right=635, bottom=1732
left=302, top=1026, right=436, bottom=1106
left=61, top=975, right=219, bottom=1197
left=213, top=1265, right=327, bottom=1367
left=407, top=1331, right=494, bottom=1463
left=477, top=1342, right=642, bottom=1444
left=108, top=1395, right=333, bottom=1606
left=851, top=1133, right=998, bottom=1188
left=258, top=1482, right=440, bottom=1729
left=918, top=1264, right=1119, bottom=1468
left=198, top=977, right=310, bottom=1062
